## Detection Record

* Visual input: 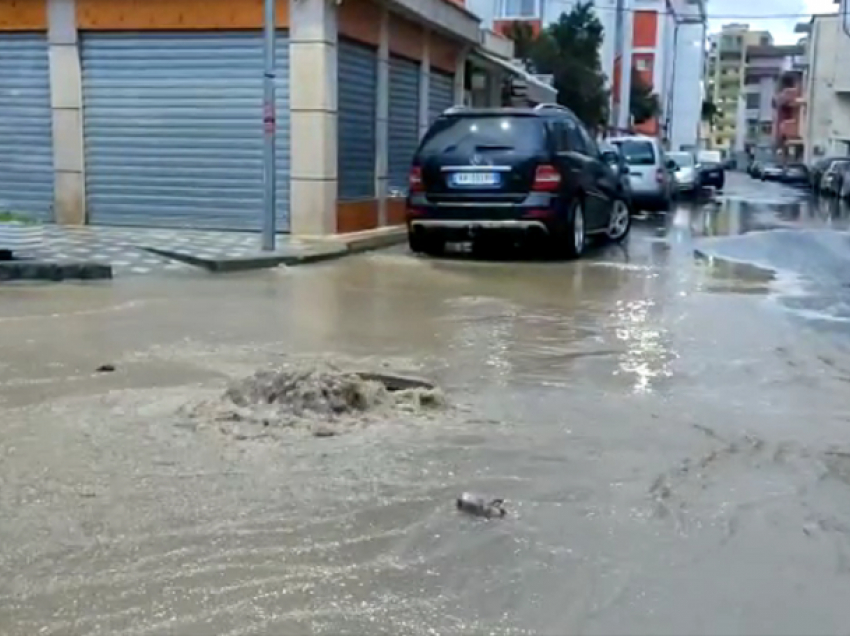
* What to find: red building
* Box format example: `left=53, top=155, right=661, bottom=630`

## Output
left=774, top=70, right=804, bottom=162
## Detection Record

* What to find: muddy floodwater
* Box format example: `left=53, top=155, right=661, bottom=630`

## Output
left=3, top=176, right=850, bottom=635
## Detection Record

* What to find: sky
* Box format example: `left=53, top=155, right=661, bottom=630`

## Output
left=707, top=0, right=838, bottom=43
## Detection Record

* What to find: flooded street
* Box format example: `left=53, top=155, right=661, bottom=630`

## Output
left=4, top=173, right=850, bottom=635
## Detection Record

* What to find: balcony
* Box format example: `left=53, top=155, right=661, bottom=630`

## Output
left=774, top=87, right=801, bottom=107
left=777, top=119, right=801, bottom=140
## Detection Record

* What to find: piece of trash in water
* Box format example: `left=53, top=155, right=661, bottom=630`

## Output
left=456, top=492, right=506, bottom=519
left=95, top=364, right=116, bottom=373
left=354, top=371, right=434, bottom=392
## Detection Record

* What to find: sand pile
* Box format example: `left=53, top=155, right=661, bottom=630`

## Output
left=184, top=361, right=447, bottom=439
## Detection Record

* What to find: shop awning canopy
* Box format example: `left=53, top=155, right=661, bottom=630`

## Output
left=471, top=49, right=558, bottom=105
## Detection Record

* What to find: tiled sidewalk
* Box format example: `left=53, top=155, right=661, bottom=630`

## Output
left=21, top=226, right=297, bottom=277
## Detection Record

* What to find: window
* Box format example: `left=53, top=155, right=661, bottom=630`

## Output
left=745, top=93, right=760, bottom=109
left=549, top=121, right=570, bottom=152
left=498, top=0, right=538, bottom=18
left=563, top=118, right=587, bottom=154
left=576, top=121, right=599, bottom=157
left=418, top=115, right=546, bottom=155
left=611, top=139, right=656, bottom=166
left=636, top=59, right=649, bottom=72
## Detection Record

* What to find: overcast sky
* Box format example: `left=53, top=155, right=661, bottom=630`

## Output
left=707, top=0, right=837, bottom=43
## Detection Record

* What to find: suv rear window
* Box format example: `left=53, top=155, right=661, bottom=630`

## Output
left=612, top=140, right=656, bottom=166
left=419, top=115, right=546, bottom=155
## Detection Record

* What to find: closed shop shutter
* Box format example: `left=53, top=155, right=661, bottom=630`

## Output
left=338, top=39, right=377, bottom=201
left=0, top=33, right=54, bottom=221
left=81, top=32, right=291, bottom=231
left=429, top=69, right=454, bottom=123
left=387, top=55, right=420, bottom=192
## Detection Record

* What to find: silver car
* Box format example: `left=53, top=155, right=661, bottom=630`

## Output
left=609, top=136, right=675, bottom=212
left=668, top=151, right=700, bottom=193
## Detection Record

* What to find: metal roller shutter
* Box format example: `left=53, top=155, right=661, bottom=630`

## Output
left=429, top=69, right=454, bottom=123
left=338, top=39, right=377, bottom=201
left=387, top=55, right=420, bottom=192
left=81, top=32, right=291, bottom=231
left=0, top=33, right=54, bottom=221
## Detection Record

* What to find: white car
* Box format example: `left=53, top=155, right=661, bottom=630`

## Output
left=667, top=151, right=700, bottom=193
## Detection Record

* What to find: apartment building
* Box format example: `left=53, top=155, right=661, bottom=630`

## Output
left=705, top=24, right=773, bottom=150
left=738, top=44, right=804, bottom=160
left=801, top=15, right=850, bottom=162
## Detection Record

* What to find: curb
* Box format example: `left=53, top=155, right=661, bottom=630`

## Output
left=140, top=226, right=407, bottom=273
left=0, top=261, right=113, bottom=282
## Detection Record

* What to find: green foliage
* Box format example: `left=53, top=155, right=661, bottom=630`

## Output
left=0, top=212, right=38, bottom=225
left=520, top=2, right=610, bottom=129
left=630, top=71, right=660, bottom=124
left=701, top=100, right=718, bottom=125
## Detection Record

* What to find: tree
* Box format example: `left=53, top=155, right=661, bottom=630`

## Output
left=701, top=100, right=718, bottom=129
left=523, top=2, right=610, bottom=129
left=630, top=71, right=660, bottom=124
left=503, top=21, right=537, bottom=69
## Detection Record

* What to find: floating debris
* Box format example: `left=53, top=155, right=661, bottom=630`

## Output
left=95, top=364, right=116, bottom=373
left=457, top=492, right=506, bottom=519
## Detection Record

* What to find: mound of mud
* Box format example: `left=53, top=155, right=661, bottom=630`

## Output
left=184, top=362, right=447, bottom=439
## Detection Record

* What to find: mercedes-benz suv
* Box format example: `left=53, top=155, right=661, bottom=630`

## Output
left=405, top=104, right=632, bottom=259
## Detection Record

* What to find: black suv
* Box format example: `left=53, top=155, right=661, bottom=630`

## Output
left=406, top=104, right=632, bottom=259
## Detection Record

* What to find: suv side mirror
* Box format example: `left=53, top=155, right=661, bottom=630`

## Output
left=666, top=159, right=678, bottom=170
left=601, top=150, right=618, bottom=166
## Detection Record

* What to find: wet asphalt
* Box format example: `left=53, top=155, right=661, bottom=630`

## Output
left=3, top=172, right=850, bottom=635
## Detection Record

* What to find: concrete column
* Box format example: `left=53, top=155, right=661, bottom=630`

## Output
left=453, top=48, right=467, bottom=105
left=48, top=0, right=85, bottom=225
left=419, top=30, right=431, bottom=139
left=375, top=7, right=389, bottom=225
left=487, top=70, right=502, bottom=107
left=289, top=0, right=338, bottom=235
left=617, top=0, right=634, bottom=130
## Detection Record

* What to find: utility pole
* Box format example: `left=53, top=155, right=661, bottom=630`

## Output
left=617, top=0, right=633, bottom=132
left=261, top=0, right=277, bottom=251
left=842, top=0, right=850, bottom=38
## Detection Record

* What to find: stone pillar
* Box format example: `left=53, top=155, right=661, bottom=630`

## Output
left=375, top=7, right=390, bottom=226
left=418, top=30, right=431, bottom=138
left=454, top=47, right=467, bottom=106
left=289, top=0, right=338, bottom=235
left=47, top=0, right=85, bottom=225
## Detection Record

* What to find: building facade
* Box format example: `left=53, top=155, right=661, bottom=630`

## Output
left=0, top=0, right=554, bottom=235
left=801, top=15, right=850, bottom=163
left=738, top=44, right=804, bottom=161
left=705, top=24, right=772, bottom=151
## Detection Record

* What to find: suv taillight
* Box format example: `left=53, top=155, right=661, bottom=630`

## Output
left=656, top=168, right=665, bottom=183
left=409, top=166, right=423, bottom=193
left=533, top=165, right=561, bottom=192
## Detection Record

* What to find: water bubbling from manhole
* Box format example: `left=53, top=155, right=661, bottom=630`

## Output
left=182, top=360, right=447, bottom=439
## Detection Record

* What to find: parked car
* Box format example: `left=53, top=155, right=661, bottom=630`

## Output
left=839, top=166, right=850, bottom=199
left=696, top=150, right=725, bottom=189
left=608, top=136, right=676, bottom=212
left=781, top=163, right=809, bottom=186
left=810, top=156, right=849, bottom=194
left=819, top=160, right=850, bottom=196
left=667, top=151, right=701, bottom=194
left=599, top=141, right=633, bottom=203
left=760, top=162, right=784, bottom=181
left=405, top=104, right=632, bottom=259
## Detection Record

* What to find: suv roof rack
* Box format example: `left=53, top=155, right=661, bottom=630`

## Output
left=442, top=106, right=468, bottom=115
left=533, top=103, right=569, bottom=113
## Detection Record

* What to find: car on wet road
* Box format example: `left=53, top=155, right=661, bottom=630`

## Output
left=760, top=162, right=785, bottom=181
left=819, top=159, right=850, bottom=196
left=667, top=151, right=700, bottom=195
left=609, top=135, right=676, bottom=212
left=405, top=105, right=632, bottom=259
left=781, top=163, right=809, bottom=186
left=696, top=150, right=725, bottom=190
left=810, top=155, right=849, bottom=193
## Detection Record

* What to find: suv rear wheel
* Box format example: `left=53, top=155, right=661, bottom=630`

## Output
left=557, top=199, right=586, bottom=259
left=607, top=199, right=631, bottom=243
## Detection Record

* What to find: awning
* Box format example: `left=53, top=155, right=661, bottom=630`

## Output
left=470, top=49, right=558, bottom=104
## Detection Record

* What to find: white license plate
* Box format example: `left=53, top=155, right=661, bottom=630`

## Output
left=450, top=172, right=500, bottom=187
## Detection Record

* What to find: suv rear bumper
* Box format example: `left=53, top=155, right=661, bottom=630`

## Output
left=410, top=219, right=549, bottom=232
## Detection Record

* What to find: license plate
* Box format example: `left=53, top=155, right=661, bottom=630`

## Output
left=450, top=172, right=500, bottom=187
